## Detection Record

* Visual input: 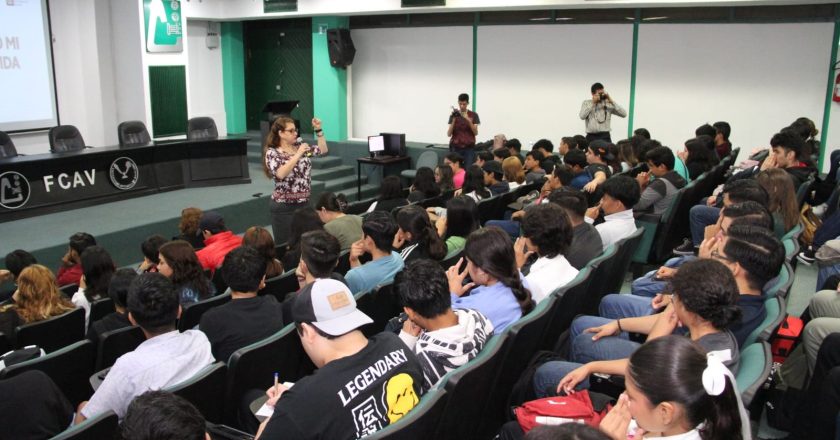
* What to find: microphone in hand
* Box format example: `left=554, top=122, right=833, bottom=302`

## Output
left=295, top=137, right=313, bottom=157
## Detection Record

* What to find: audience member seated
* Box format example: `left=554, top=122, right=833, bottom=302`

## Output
left=87, top=268, right=137, bottom=346
left=515, top=204, right=578, bottom=303
left=681, top=136, right=719, bottom=181
left=254, top=278, right=423, bottom=439
left=370, top=175, right=409, bottom=213
left=533, top=259, right=741, bottom=398
left=446, top=227, right=534, bottom=332
left=433, top=195, right=479, bottom=255
left=72, top=246, right=116, bottom=326
left=435, top=164, right=456, bottom=193
left=783, top=284, right=840, bottom=385
left=563, top=149, right=591, bottom=190
left=0, top=249, right=37, bottom=302
left=200, top=246, right=285, bottom=362
left=786, top=332, right=840, bottom=440
left=345, top=212, right=404, bottom=294
left=76, top=273, right=214, bottom=422
left=407, top=167, right=441, bottom=203
left=456, top=164, right=492, bottom=202
left=581, top=141, right=615, bottom=193
left=713, top=121, right=733, bottom=158
left=507, top=138, right=525, bottom=164
left=0, top=264, right=76, bottom=337
left=601, top=222, right=783, bottom=348
left=633, top=146, right=687, bottom=217
left=56, top=232, right=96, bottom=286
left=760, top=129, right=817, bottom=188
left=483, top=160, right=510, bottom=195
left=523, top=150, right=546, bottom=184
left=243, top=226, right=284, bottom=279
left=584, top=175, right=640, bottom=250
left=121, top=390, right=207, bottom=440
left=281, top=207, right=324, bottom=270
left=495, top=144, right=512, bottom=162
left=395, top=205, right=447, bottom=263
left=558, top=136, right=578, bottom=158
left=397, top=259, right=494, bottom=392
left=675, top=178, right=769, bottom=255
left=475, top=151, right=494, bottom=169
left=533, top=139, right=561, bottom=174
left=294, top=230, right=345, bottom=290
left=757, top=168, right=800, bottom=237
left=137, top=235, right=167, bottom=274
left=445, top=152, right=466, bottom=189
left=158, top=240, right=215, bottom=305
left=629, top=200, right=773, bottom=299
left=548, top=189, right=603, bottom=270
left=615, top=138, right=639, bottom=171
left=174, top=207, right=205, bottom=250
left=315, top=192, right=363, bottom=251
left=0, top=371, right=74, bottom=439
left=503, top=156, right=525, bottom=191
left=195, top=211, right=243, bottom=273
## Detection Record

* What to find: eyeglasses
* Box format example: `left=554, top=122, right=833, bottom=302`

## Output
left=281, top=128, right=299, bottom=133
left=710, top=250, right=734, bottom=262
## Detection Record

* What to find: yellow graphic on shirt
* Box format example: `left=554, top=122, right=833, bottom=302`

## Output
left=384, top=373, right=419, bottom=423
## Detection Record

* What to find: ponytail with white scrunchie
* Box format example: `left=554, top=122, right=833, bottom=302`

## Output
left=703, top=350, right=753, bottom=440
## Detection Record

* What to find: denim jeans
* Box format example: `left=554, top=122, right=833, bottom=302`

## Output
left=689, top=204, right=720, bottom=246
left=568, top=315, right=640, bottom=363
left=599, top=294, right=655, bottom=320
left=630, top=256, right=692, bottom=298
left=533, top=361, right=588, bottom=398
left=450, top=145, right=475, bottom=168
left=818, top=264, right=840, bottom=291
left=485, top=220, right=520, bottom=239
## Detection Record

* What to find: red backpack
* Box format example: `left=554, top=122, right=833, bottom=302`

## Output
left=514, top=391, right=611, bottom=433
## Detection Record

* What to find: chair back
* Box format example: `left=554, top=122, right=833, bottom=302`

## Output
left=187, top=117, right=219, bottom=140
left=259, top=270, right=299, bottom=302
left=433, top=332, right=509, bottom=439
left=95, top=325, right=145, bottom=371
left=579, top=245, right=619, bottom=316
left=165, top=362, right=228, bottom=423
left=335, top=249, right=352, bottom=275
left=0, top=340, right=95, bottom=406
left=763, top=261, right=793, bottom=299
left=345, top=198, right=376, bottom=215
left=88, top=298, right=115, bottom=327
left=0, top=332, right=10, bottom=355
left=476, top=195, right=503, bottom=225
left=602, top=227, right=645, bottom=295
left=481, top=295, right=558, bottom=437
left=225, top=325, right=314, bottom=426
left=117, top=120, right=151, bottom=146
left=211, top=269, right=228, bottom=294
left=49, top=125, right=86, bottom=152
left=736, top=341, right=772, bottom=407
left=744, top=295, right=786, bottom=347
left=365, top=388, right=449, bottom=439
left=540, top=266, right=592, bottom=350
left=59, top=283, right=79, bottom=298
left=49, top=410, right=118, bottom=440
left=178, top=292, right=231, bottom=332
left=650, top=183, right=695, bottom=263
left=0, top=130, right=18, bottom=158
left=796, top=175, right=816, bottom=208
left=355, top=283, right=401, bottom=337
left=15, top=307, right=85, bottom=352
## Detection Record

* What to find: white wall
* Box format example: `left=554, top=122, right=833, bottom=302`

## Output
left=634, top=23, right=833, bottom=162
left=351, top=26, right=473, bottom=144
left=186, top=20, right=227, bottom=136
left=476, top=24, right=633, bottom=146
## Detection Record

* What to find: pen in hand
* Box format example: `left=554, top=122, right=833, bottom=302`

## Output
left=274, top=372, right=279, bottom=395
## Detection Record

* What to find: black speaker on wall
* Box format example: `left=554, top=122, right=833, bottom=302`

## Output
left=326, top=28, right=356, bottom=68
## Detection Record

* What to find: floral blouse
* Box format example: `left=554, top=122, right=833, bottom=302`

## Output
left=265, top=145, right=321, bottom=204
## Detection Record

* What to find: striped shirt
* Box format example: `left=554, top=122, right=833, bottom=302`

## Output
left=579, top=99, right=628, bottom=134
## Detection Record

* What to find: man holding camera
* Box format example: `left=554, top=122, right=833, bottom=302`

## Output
left=447, top=93, right=480, bottom=166
left=579, top=82, right=627, bottom=143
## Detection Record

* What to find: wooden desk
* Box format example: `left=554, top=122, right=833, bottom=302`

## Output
left=356, top=156, right=411, bottom=200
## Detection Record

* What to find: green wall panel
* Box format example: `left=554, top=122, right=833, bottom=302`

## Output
left=221, top=22, right=247, bottom=134
left=312, top=17, right=348, bottom=141
left=243, top=18, right=313, bottom=133
left=148, top=65, right=187, bottom=137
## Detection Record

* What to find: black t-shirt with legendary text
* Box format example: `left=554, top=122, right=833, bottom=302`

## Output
left=260, top=332, right=423, bottom=440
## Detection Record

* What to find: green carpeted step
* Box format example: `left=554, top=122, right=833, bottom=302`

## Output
left=311, top=165, right=355, bottom=181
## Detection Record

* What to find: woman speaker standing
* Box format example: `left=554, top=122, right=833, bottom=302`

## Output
left=263, top=116, right=329, bottom=244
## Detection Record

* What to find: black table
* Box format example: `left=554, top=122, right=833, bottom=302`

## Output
left=0, top=137, right=250, bottom=222
left=356, top=156, right=411, bottom=200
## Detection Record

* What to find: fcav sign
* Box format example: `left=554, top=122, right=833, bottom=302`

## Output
left=43, top=169, right=96, bottom=193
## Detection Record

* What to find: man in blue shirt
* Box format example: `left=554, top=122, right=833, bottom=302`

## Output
left=563, top=149, right=592, bottom=190
left=346, top=212, right=405, bottom=294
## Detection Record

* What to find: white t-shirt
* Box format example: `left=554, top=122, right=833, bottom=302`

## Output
left=525, top=254, right=579, bottom=303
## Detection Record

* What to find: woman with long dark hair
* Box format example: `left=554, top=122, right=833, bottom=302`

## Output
left=72, top=246, right=116, bottom=325
left=371, top=175, right=408, bottom=213
left=243, top=226, right=285, bottom=279
left=158, top=240, right=215, bottom=305
left=446, top=227, right=534, bottom=331
left=757, top=168, right=799, bottom=236
left=457, top=165, right=491, bottom=202
left=680, top=135, right=719, bottom=180
left=408, top=167, right=441, bottom=203
left=435, top=165, right=456, bottom=193
left=395, top=205, right=447, bottom=263
left=263, top=116, right=330, bottom=245
left=282, top=207, right=324, bottom=269
left=434, top=195, right=479, bottom=255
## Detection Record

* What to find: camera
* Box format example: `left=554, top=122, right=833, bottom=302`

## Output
left=598, top=92, right=607, bottom=101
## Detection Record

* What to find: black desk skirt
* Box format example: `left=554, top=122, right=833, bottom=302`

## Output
left=0, top=137, right=250, bottom=222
